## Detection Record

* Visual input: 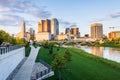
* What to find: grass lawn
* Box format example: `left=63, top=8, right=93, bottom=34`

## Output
left=25, top=46, right=31, bottom=57
left=36, top=47, right=120, bottom=80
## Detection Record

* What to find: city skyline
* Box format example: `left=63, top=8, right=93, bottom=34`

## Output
left=0, top=0, right=120, bottom=36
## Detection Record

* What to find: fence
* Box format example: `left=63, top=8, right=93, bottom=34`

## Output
left=36, top=67, right=52, bottom=79
left=31, top=60, right=53, bottom=80
left=0, top=45, right=24, bottom=55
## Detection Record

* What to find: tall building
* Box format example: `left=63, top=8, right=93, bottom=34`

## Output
left=38, top=19, right=51, bottom=33
left=36, top=18, right=59, bottom=41
left=91, top=23, right=103, bottom=40
left=17, top=20, right=26, bottom=39
left=108, top=31, right=120, bottom=40
left=65, top=28, right=71, bottom=35
left=21, top=19, right=26, bottom=38
left=26, top=28, right=35, bottom=41
left=51, top=18, right=59, bottom=36
left=44, top=19, right=51, bottom=32
left=71, top=28, right=79, bottom=36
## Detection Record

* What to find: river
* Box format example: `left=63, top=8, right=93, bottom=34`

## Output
left=79, top=46, right=120, bottom=63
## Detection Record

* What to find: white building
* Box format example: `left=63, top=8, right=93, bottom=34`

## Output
left=51, top=18, right=59, bottom=36
left=35, top=32, right=51, bottom=41
left=16, top=20, right=26, bottom=39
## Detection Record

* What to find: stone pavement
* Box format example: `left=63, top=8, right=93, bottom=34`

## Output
left=13, top=46, right=40, bottom=80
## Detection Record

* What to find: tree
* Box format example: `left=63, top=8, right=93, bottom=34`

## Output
left=9, top=37, right=17, bottom=45
left=48, top=42, right=54, bottom=54
left=64, top=50, right=72, bottom=62
left=42, top=41, right=49, bottom=48
left=52, top=54, right=66, bottom=80
left=0, top=37, right=3, bottom=45
left=0, top=30, right=11, bottom=44
left=49, top=47, right=53, bottom=54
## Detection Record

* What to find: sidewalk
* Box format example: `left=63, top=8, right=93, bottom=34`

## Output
left=13, top=46, right=40, bottom=80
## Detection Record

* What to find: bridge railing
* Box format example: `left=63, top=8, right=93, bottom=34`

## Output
left=0, top=45, right=24, bottom=55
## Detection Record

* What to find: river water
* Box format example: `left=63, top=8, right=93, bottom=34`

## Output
left=79, top=46, right=120, bottom=63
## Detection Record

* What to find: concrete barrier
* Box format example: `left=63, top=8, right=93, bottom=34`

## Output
left=0, top=47, right=25, bottom=80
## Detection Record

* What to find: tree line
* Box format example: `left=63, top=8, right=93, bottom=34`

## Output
left=0, top=30, right=28, bottom=46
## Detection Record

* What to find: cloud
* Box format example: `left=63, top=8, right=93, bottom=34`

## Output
left=0, top=6, right=12, bottom=12
left=0, top=0, right=17, bottom=6
left=59, top=20, right=71, bottom=25
left=59, top=19, right=77, bottom=27
left=25, top=20, right=38, bottom=27
left=69, top=24, right=77, bottom=27
left=0, top=0, right=51, bottom=19
left=93, top=10, right=120, bottom=22
left=27, top=7, right=51, bottom=19
left=0, top=14, right=22, bottom=26
left=109, top=11, right=120, bottom=18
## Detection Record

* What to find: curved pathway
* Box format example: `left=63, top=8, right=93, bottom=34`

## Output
left=13, top=46, right=40, bottom=80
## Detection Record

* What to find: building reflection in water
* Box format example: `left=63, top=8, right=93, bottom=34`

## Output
left=80, top=46, right=120, bottom=62
left=91, top=47, right=104, bottom=57
left=107, top=48, right=120, bottom=62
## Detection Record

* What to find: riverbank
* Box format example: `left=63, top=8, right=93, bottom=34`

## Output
left=36, top=47, right=120, bottom=80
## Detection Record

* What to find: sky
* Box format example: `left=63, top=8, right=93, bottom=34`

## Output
left=0, top=0, right=120, bottom=36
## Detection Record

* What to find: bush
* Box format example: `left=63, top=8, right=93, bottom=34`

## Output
left=64, top=50, right=72, bottom=62
left=25, top=45, right=31, bottom=57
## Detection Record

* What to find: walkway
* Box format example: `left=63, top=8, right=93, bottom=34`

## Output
left=13, top=46, right=40, bottom=80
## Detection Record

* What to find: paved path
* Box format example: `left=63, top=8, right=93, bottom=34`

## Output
left=13, top=46, right=40, bottom=80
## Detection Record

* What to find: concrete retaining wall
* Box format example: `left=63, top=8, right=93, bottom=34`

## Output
left=0, top=47, right=25, bottom=80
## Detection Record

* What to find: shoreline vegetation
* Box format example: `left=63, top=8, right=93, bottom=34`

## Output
left=36, top=45, right=120, bottom=80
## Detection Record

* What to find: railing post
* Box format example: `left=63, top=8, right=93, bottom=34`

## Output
left=0, top=45, right=23, bottom=56
left=0, top=49, right=2, bottom=55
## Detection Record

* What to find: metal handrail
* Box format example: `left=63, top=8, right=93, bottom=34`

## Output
left=0, top=45, right=24, bottom=55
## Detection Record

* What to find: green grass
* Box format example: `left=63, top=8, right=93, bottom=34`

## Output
left=36, top=47, right=120, bottom=80
left=25, top=46, right=31, bottom=57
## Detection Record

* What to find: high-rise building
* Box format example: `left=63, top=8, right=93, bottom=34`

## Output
left=91, top=23, right=103, bottom=39
left=44, top=19, right=51, bottom=32
left=38, top=20, right=45, bottom=33
left=38, top=18, right=59, bottom=35
left=21, top=19, right=26, bottom=38
left=38, top=19, right=51, bottom=33
left=71, top=28, right=79, bottom=36
left=37, top=18, right=59, bottom=41
left=51, top=18, right=59, bottom=36
left=65, top=28, right=71, bottom=35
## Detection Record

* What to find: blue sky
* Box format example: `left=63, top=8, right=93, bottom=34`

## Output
left=0, top=0, right=120, bottom=36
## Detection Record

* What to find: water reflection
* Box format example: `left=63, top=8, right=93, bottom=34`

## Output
left=91, top=47, right=103, bottom=57
left=80, top=46, right=120, bottom=62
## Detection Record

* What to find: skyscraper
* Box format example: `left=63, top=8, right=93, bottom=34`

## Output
left=36, top=18, right=59, bottom=41
left=65, top=28, right=71, bottom=34
left=91, top=23, right=103, bottom=39
left=38, top=19, right=51, bottom=33
left=38, top=18, right=59, bottom=35
left=71, top=28, right=79, bottom=36
left=44, top=19, right=51, bottom=32
left=51, top=18, right=59, bottom=36
left=21, top=19, right=26, bottom=38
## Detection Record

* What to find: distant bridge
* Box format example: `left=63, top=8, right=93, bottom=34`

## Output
left=38, top=40, right=97, bottom=46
